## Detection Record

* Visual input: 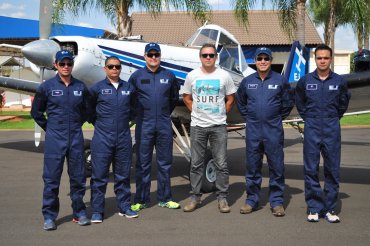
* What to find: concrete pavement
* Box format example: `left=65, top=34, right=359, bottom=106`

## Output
left=0, top=128, right=369, bottom=246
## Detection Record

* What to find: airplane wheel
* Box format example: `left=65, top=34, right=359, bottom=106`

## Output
left=84, top=140, right=92, bottom=178
left=201, top=150, right=217, bottom=193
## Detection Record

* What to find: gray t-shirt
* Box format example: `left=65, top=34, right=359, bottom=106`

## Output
left=183, top=67, right=237, bottom=127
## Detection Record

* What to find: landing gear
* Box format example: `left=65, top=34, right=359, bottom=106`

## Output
left=201, top=150, right=216, bottom=193
left=172, top=120, right=217, bottom=193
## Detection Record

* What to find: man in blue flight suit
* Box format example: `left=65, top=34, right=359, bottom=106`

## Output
left=296, top=44, right=350, bottom=223
left=129, top=43, right=181, bottom=211
left=89, top=56, right=138, bottom=223
left=236, top=47, right=294, bottom=217
left=31, top=50, right=91, bottom=231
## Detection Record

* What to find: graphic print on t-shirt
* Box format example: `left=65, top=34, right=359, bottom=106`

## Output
left=195, top=79, right=220, bottom=114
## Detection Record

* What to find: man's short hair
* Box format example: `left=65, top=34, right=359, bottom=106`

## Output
left=105, top=56, right=120, bottom=65
left=199, top=43, right=217, bottom=56
left=315, top=44, right=333, bottom=57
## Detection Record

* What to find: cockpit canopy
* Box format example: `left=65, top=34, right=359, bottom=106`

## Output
left=185, top=24, right=251, bottom=77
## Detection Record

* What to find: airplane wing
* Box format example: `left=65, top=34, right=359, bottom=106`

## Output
left=0, top=75, right=39, bottom=96
left=342, top=70, right=370, bottom=89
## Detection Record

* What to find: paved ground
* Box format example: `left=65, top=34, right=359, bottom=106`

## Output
left=0, top=128, right=369, bottom=246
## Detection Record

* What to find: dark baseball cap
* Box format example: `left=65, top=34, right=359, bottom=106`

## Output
left=255, top=47, right=272, bottom=58
left=145, top=42, right=161, bottom=53
left=55, top=50, right=74, bottom=61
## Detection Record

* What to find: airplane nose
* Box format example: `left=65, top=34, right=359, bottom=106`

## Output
left=22, top=39, right=60, bottom=69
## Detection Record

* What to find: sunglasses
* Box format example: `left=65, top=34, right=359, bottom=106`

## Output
left=316, top=57, right=330, bottom=60
left=201, top=53, right=216, bottom=59
left=146, top=53, right=161, bottom=58
left=106, top=64, right=122, bottom=70
left=58, top=62, right=73, bottom=67
left=256, top=57, right=271, bottom=61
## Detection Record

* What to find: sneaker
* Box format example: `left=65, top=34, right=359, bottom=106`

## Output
left=325, top=211, right=340, bottom=223
left=118, top=209, right=139, bottom=218
left=218, top=199, right=231, bottom=213
left=271, top=206, right=285, bottom=217
left=307, top=212, right=319, bottom=222
left=240, top=203, right=253, bottom=214
left=158, top=201, right=181, bottom=209
left=72, top=216, right=91, bottom=226
left=131, top=203, right=147, bottom=212
left=183, top=197, right=201, bottom=212
left=91, top=213, right=103, bottom=223
left=43, top=219, right=57, bottom=231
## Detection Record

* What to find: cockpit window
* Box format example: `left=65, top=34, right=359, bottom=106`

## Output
left=185, top=26, right=250, bottom=76
left=185, top=29, right=218, bottom=47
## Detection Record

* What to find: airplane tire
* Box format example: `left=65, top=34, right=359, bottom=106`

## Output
left=84, top=140, right=92, bottom=178
left=201, top=150, right=217, bottom=193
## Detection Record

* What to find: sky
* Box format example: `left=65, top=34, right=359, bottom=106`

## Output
left=0, top=0, right=362, bottom=51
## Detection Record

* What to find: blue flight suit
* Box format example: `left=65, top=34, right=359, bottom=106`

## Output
left=128, top=66, right=179, bottom=204
left=296, top=70, right=350, bottom=214
left=31, top=74, right=89, bottom=221
left=89, top=78, right=135, bottom=215
left=236, top=70, right=294, bottom=208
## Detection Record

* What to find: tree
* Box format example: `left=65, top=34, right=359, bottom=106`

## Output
left=232, top=0, right=307, bottom=46
left=309, top=0, right=370, bottom=50
left=53, top=0, right=211, bottom=37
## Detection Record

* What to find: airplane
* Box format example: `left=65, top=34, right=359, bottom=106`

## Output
left=1, top=0, right=369, bottom=192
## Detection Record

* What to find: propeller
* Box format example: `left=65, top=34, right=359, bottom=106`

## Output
left=27, top=0, right=59, bottom=147
left=22, top=0, right=59, bottom=70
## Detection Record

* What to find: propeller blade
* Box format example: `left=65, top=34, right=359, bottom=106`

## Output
left=34, top=67, right=47, bottom=147
left=34, top=124, right=42, bottom=147
left=39, top=0, right=53, bottom=39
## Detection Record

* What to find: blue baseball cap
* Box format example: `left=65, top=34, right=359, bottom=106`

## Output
left=255, top=47, right=272, bottom=58
left=55, top=50, right=74, bottom=61
left=145, top=42, right=161, bottom=53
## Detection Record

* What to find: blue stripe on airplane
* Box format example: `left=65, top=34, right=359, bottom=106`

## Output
left=99, top=45, right=191, bottom=80
left=101, top=50, right=185, bottom=84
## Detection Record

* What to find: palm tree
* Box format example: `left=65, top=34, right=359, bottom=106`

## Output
left=232, top=0, right=307, bottom=46
left=309, top=0, right=370, bottom=50
left=53, top=0, right=211, bottom=37
left=344, top=0, right=370, bottom=49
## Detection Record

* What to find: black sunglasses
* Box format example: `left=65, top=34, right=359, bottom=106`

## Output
left=146, top=53, right=161, bottom=58
left=201, top=53, right=216, bottom=59
left=106, top=64, right=122, bottom=70
left=256, top=57, right=271, bottom=61
left=58, top=62, right=73, bottom=67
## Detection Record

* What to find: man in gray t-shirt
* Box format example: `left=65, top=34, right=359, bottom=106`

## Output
left=182, top=43, right=236, bottom=213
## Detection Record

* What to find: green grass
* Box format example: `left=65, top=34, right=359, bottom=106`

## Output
left=0, top=111, right=94, bottom=129
left=1, top=111, right=369, bottom=129
left=340, top=113, right=370, bottom=125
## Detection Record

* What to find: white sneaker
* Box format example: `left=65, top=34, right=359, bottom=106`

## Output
left=307, top=212, right=319, bottom=222
left=325, top=211, right=340, bottom=223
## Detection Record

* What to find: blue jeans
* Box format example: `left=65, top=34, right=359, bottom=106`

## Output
left=190, top=125, right=229, bottom=199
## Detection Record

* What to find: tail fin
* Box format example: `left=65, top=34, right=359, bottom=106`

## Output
left=284, top=41, right=309, bottom=83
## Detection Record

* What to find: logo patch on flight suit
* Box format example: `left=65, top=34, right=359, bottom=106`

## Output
left=141, top=79, right=150, bottom=84
left=102, top=89, right=112, bottom=94
left=248, top=84, right=258, bottom=89
left=306, top=84, right=317, bottom=90
left=160, top=79, right=169, bottom=84
left=121, top=91, right=130, bottom=95
left=52, top=90, right=63, bottom=96
left=73, top=90, right=82, bottom=96
left=268, top=85, right=278, bottom=89
left=329, top=85, right=338, bottom=90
